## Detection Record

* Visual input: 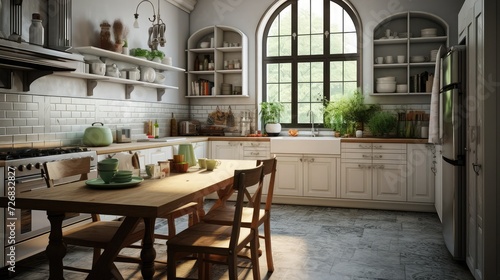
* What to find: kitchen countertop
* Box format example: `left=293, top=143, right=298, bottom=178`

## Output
left=340, top=137, right=429, bottom=144
left=88, top=136, right=271, bottom=155
left=88, top=136, right=428, bottom=155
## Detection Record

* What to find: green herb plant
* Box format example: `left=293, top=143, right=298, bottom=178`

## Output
left=367, top=111, right=398, bottom=137
left=259, top=102, right=284, bottom=124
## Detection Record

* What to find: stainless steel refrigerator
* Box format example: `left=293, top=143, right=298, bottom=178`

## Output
left=440, top=45, right=466, bottom=260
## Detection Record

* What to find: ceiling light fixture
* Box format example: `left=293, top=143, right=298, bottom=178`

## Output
left=133, top=0, right=166, bottom=50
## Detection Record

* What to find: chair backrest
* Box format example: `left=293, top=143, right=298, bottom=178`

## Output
left=256, top=157, right=277, bottom=212
left=42, top=157, right=91, bottom=188
left=229, top=163, right=264, bottom=249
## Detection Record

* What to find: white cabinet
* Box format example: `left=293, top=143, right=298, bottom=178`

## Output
left=407, top=144, right=436, bottom=203
left=57, top=46, right=185, bottom=100
left=341, top=143, right=407, bottom=201
left=372, top=12, right=448, bottom=95
left=274, top=154, right=338, bottom=198
left=210, top=141, right=270, bottom=160
left=186, top=25, right=248, bottom=98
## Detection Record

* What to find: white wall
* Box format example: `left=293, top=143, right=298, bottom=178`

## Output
left=189, top=0, right=464, bottom=106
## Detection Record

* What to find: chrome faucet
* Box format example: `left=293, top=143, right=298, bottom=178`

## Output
left=308, top=110, right=319, bottom=137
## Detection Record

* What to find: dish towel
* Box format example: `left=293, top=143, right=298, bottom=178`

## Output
left=428, top=45, right=445, bottom=144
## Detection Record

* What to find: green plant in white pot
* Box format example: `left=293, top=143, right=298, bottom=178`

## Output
left=259, top=101, right=284, bottom=136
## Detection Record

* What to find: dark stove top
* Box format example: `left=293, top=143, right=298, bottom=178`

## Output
left=0, top=147, right=90, bottom=161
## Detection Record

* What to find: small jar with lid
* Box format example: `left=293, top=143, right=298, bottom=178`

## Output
left=29, top=13, right=44, bottom=46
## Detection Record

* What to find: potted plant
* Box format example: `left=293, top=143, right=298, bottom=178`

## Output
left=259, top=101, right=284, bottom=136
left=367, top=111, right=398, bottom=137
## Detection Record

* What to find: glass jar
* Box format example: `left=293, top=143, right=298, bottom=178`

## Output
left=29, top=13, right=44, bottom=46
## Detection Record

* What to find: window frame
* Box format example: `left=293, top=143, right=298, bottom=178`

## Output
left=261, top=0, right=362, bottom=128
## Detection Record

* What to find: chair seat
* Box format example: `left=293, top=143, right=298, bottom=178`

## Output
left=167, top=222, right=253, bottom=254
left=203, top=205, right=266, bottom=227
left=63, top=220, right=145, bottom=248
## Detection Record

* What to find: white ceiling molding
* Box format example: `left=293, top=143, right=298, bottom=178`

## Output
left=165, top=0, right=197, bottom=13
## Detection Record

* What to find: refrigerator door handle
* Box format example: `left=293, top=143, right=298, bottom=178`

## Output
left=472, top=163, right=481, bottom=175
left=443, top=155, right=466, bottom=166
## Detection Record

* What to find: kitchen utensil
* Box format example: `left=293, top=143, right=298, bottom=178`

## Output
left=106, top=63, right=120, bottom=77
left=206, top=159, right=221, bottom=171
left=421, top=28, right=437, bottom=37
left=396, top=84, right=408, bottom=93
left=410, top=56, right=426, bottom=63
left=397, top=55, right=405, bottom=63
left=375, top=82, right=397, bottom=93
left=198, top=158, right=207, bottom=169
left=375, top=57, right=383, bottom=64
left=178, top=144, right=197, bottom=167
left=385, top=56, right=394, bottom=64
left=83, top=122, right=113, bottom=147
left=200, top=41, right=210, bottom=48
left=154, top=71, right=166, bottom=84
left=85, top=177, right=143, bottom=189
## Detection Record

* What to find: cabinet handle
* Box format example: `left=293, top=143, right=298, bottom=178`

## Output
left=359, top=144, right=371, bottom=149
left=373, top=145, right=383, bottom=149
left=251, top=143, right=260, bottom=146
left=309, top=158, right=315, bottom=163
left=358, top=164, right=364, bottom=168
left=300, top=158, right=303, bottom=162
left=362, top=154, right=372, bottom=158
left=251, top=152, right=260, bottom=155
left=373, top=155, right=383, bottom=159
left=376, top=165, right=384, bottom=169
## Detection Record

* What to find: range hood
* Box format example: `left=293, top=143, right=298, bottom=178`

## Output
left=0, top=38, right=82, bottom=71
left=0, top=38, right=83, bottom=91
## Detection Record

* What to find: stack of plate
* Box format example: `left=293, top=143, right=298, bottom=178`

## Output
left=376, top=76, right=396, bottom=93
left=221, top=83, right=232, bottom=95
left=113, top=170, right=133, bottom=183
left=430, top=49, right=439, bottom=62
left=421, top=28, right=437, bottom=37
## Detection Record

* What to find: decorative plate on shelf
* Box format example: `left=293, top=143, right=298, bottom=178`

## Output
left=85, top=176, right=144, bottom=189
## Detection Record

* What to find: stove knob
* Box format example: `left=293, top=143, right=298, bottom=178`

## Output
left=26, top=163, right=33, bottom=170
left=34, top=162, right=42, bottom=169
left=18, top=165, right=26, bottom=171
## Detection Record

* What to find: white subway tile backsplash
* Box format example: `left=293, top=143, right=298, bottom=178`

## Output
left=26, top=118, right=39, bottom=126
left=0, top=102, right=13, bottom=110
left=26, top=103, right=38, bottom=111
left=13, top=103, right=27, bottom=111
left=19, top=95, right=33, bottom=103
left=6, top=95, right=18, bottom=102
left=6, top=111, right=19, bottom=118
left=20, top=111, right=33, bottom=118
left=55, top=104, right=67, bottom=111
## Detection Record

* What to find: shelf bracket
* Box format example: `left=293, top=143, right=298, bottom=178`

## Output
left=0, top=69, right=13, bottom=89
left=87, top=80, right=98, bottom=96
left=157, top=88, right=165, bottom=101
left=125, top=84, right=135, bottom=99
left=21, top=70, right=53, bottom=92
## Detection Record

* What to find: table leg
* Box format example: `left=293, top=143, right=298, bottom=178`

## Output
left=46, top=211, right=67, bottom=280
left=140, top=217, right=157, bottom=280
left=86, top=216, right=140, bottom=280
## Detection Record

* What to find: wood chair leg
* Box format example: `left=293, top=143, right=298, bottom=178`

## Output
left=168, top=217, right=176, bottom=238
left=92, top=248, right=101, bottom=266
left=167, top=247, right=177, bottom=279
left=251, top=233, right=261, bottom=280
left=228, top=254, right=238, bottom=280
left=263, top=215, right=274, bottom=272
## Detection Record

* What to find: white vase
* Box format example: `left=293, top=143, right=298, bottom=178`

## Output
left=265, top=123, right=281, bottom=136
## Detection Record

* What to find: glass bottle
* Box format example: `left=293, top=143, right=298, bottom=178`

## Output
left=194, top=55, right=200, bottom=71
left=154, top=120, right=159, bottom=138
left=29, top=13, right=44, bottom=46
left=203, top=55, right=209, bottom=71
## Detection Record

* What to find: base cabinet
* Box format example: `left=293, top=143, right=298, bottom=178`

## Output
left=274, top=154, right=338, bottom=198
left=341, top=143, right=407, bottom=201
left=407, top=144, right=436, bottom=203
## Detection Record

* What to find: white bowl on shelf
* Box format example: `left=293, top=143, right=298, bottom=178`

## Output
left=376, top=81, right=396, bottom=93
left=200, top=42, right=210, bottom=48
left=396, top=84, right=408, bottom=93
left=376, top=76, right=396, bottom=82
left=410, top=55, right=426, bottom=63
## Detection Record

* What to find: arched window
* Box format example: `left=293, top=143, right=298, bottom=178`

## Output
left=261, top=0, right=361, bottom=127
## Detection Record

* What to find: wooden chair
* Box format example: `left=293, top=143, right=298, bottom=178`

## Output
left=42, top=157, right=145, bottom=277
left=167, top=163, right=265, bottom=280
left=112, top=152, right=201, bottom=240
left=202, top=157, right=277, bottom=273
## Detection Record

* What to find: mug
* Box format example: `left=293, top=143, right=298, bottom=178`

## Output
left=158, top=161, right=170, bottom=177
left=397, top=55, right=405, bottom=63
left=385, top=56, right=394, bottom=64
left=206, top=159, right=221, bottom=171
left=198, top=158, right=207, bottom=169
left=375, top=57, right=383, bottom=64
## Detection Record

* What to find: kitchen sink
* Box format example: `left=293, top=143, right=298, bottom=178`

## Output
left=270, top=136, right=341, bottom=155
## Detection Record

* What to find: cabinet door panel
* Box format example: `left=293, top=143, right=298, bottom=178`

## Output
left=193, top=141, right=208, bottom=159
left=211, top=141, right=241, bottom=159
left=304, top=157, right=336, bottom=198
left=341, top=163, right=372, bottom=200
left=150, top=147, right=174, bottom=164
left=372, top=164, right=407, bottom=201
left=407, top=144, right=435, bottom=203
left=274, top=156, right=302, bottom=196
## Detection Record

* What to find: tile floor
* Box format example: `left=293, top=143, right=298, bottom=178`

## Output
left=2, top=201, right=474, bottom=280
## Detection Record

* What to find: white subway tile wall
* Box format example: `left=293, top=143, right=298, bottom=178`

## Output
left=0, top=93, right=189, bottom=149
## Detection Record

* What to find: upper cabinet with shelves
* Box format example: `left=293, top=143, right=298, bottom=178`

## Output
left=55, top=46, right=185, bottom=100
left=372, top=12, right=448, bottom=96
left=186, top=26, right=248, bottom=98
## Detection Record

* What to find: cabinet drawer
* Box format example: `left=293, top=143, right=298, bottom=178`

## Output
left=372, top=153, right=407, bottom=162
left=342, top=143, right=373, bottom=150
left=342, top=152, right=375, bottom=160
left=242, top=142, right=270, bottom=148
left=243, top=149, right=270, bottom=159
left=371, top=143, right=406, bottom=152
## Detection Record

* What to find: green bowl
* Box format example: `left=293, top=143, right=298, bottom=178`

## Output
left=98, top=164, right=118, bottom=171
left=112, top=177, right=132, bottom=183
left=98, top=170, right=116, bottom=184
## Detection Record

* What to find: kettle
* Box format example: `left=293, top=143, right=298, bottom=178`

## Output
left=106, top=63, right=120, bottom=78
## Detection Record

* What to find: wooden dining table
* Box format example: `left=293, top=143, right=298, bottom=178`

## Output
left=0, top=159, right=256, bottom=280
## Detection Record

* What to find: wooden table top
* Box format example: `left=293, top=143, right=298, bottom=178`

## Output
left=0, top=160, right=256, bottom=218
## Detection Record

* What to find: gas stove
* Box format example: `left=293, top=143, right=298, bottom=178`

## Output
left=0, top=147, right=97, bottom=178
